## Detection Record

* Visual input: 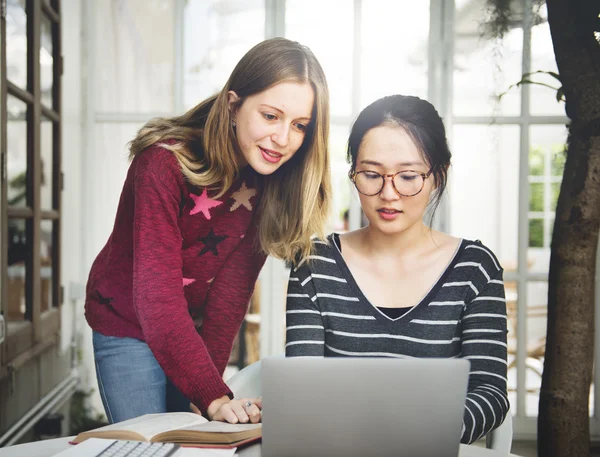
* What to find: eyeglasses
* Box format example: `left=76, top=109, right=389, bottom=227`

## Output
left=349, top=169, right=432, bottom=197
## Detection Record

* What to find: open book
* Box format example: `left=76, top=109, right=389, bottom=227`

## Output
left=72, top=412, right=262, bottom=448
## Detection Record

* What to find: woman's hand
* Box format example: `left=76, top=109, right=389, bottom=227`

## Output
left=192, top=396, right=262, bottom=424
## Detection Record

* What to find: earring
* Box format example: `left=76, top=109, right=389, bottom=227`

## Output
left=232, top=120, right=236, bottom=128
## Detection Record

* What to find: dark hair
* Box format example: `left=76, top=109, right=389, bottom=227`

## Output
left=346, top=94, right=451, bottom=223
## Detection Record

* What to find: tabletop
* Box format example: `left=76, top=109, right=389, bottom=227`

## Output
left=0, top=436, right=524, bottom=457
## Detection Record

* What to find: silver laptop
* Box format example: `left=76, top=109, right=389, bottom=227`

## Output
left=261, top=357, right=469, bottom=457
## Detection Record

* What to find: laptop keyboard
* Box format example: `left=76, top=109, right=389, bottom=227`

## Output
left=94, top=440, right=180, bottom=457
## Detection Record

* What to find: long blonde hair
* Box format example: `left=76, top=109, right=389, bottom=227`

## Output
left=129, top=38, right=331, bottom=265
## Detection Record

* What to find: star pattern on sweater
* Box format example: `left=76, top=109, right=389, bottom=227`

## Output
left=198, top=229, right=228, bottom=257
left=230, top=182, right=257, bottom=212
left=183, top=278, right=196, bottom=287
left=190, top=189, right=222, bottom=220
left=95, top=290, right=114, bottom=306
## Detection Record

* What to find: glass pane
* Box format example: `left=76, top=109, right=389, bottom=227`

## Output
left=41, top=116, right=55, bottom=210
left=329, top=124, right=352, bottom=232
left=450, top=125, right=520, bottom=271
left=550, top=183, right=560, bottom=210
left=551, top=147, right=566, bottom=176
left=453, top=0, right=523, bottom=116
left=7, top=219, right=28, bottom=321
left=525, top=281, right=548, bottom=417
left=361, top=0, right=429, bottom=109
left=183, top=0, right=265, bottom=111
left=530, top=4, right=565, bottom=116
left=7, top=95, right=28, bottom=208
left=95, top=0, right=175, bottom=113
left=527, top=125, right=568, bottom=272
left=546, top=217, right=554, bottom=248
left=41, top=14, right=54, bottom=108
left=529, top=146, right=544, bottom=176
left=41, top=220, right=55, bottom=311
left=6, top=0, right=27, bottom=90
left=286, top=0, right=353, bottom=118
left=528, top=219, right=543, bottom=248
left=529, top=183, right=543, bottom=212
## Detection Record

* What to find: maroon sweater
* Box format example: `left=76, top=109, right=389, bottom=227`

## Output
left=85, top=145, right=267, bottom=413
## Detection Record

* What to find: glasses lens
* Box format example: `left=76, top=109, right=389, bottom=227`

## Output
left=393, top=171, right=424, bottom=196
left=354, top=171, right=383, bottom=195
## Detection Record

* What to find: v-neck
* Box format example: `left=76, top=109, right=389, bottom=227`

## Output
left=329, top=233, right=466, bottom=326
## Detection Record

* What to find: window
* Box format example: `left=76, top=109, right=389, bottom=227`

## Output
left=528, top=134, right=566, bottom=250
left=1, top=0, right=62, bottom=370
left=450, top=0, right=581, bottom=432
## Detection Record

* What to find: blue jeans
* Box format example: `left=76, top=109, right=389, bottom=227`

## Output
left=92, top=331, right=191, bottom=423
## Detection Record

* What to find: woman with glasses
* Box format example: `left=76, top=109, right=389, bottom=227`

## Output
left=285, top=95, right=508, bottom=444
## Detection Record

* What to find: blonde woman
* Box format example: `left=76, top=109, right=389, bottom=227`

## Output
left=86, top=38, right=331, bottom=425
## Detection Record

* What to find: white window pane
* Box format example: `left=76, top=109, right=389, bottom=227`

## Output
left=527, top=124, right=568, bottom=273
left=449, top=125, right=520, bottom=271
left=361, top=0, right=429, bottom=109
left=286, top=0, right=354, bottom=118
left=530, top=5, right=565, bottom=116
left=6, top=0, right=27, bottom=91
left=454, top=0, right=523, bottom=117
left=7, top=95, right=27, bottom=208
left=95, top=0, right=175, bottom=113
left=184, top=0, right=265, bottom=110
left=41, top=116, right=54, bottom=211
left=41, top=14, right=54, bottom=108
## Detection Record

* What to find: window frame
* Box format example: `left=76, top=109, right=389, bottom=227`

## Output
left=0, top=0, right=62, bottom=377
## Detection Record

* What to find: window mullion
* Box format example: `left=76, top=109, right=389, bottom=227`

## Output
left=544, top=146, right=552, bottom=247
left=1, top=0, right=8, bottom=362
left=516, top=0, right=533, bottom=418
left=26, top=0, right=42, bottom=340
left=52, top=0, right=62, bottom=308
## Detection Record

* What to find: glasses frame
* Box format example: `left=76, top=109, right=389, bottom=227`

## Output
left=349, top=169, right=433, bottom=197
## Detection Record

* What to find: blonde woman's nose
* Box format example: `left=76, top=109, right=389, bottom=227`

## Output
left=272, top=124, right=290, bottom=147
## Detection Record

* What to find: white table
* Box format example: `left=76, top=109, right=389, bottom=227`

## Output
left=0, top=436, right=523, bottom=457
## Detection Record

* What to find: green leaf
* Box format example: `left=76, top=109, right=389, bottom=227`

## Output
left=498, top=70, right=564, bottom=103
left=546, top=71, right=561, bottom=83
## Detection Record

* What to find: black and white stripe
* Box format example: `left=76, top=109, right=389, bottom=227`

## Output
left=285, top=235, right=509, bottom=444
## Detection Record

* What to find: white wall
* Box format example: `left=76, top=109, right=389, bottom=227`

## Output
left=61, top=0, right=102, bottom=411
left=60, top=0, right=99, bottom=409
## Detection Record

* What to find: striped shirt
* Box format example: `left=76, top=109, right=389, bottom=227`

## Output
left=285, top=234, right=509, bottom=444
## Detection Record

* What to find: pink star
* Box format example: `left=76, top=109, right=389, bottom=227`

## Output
left=230, top=182, right=257, bottom=212
left=190, top=189, right=222, bottom=219
left=183, top=278, right=196, bottom=286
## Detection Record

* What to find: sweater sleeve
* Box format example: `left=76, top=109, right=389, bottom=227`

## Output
left=199, top=220, right=267, bottom=382
left=285, top=263, right=326, bottom=357
left=460, top=269, right=510, bottom=444
left=132, top=169, right=232, bottom=413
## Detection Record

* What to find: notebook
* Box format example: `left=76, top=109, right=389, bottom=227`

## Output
left=261, top=357, right=469, bottom=457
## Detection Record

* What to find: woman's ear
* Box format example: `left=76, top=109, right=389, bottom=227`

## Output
left=432, top=163, right=450, bottom=190
left=228, top=91, right=240, bottom=116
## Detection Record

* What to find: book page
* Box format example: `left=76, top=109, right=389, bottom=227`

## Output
left=83, top=412, right=208, bottom=441
left=177, top=422, right=261, bottom=433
